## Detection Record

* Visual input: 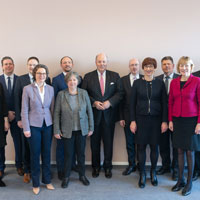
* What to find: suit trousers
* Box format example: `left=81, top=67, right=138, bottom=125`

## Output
left=9, top=120, right=23, bottom=169
left=20, top=128, right=31, bottom=173
left=159, top=129, right=178, bottom=170
left=0, top=146, right=5, bottom=171
left=28, top=123, right=52, bottom=187
left=124, top=124, right=136, bottom=167
left=91, top=115, right=115, bottom=170
left=63, top=131, right=86, bottom=178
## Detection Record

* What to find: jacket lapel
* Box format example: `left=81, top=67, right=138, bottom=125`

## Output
left=64, top=90, right=73, bottom=114
left=94, top=70, right=102, bottom=96
left=32, top=84, right=43, bottom=105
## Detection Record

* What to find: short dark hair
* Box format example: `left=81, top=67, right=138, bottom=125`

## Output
left=27, top=56, right=39, bottom=63
left=142, top=57, right=157, bottom=69
left=60, top=56, right=73, bottom=64
left=32, top=64, right=49, bottom=81
left=1, top=56, right=14, bottom=66
left=161, top=56, right=174, bottom=64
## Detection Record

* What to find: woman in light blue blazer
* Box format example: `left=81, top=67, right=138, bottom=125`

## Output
left=21, top=64, right=54, bottom=195
left=54, top=71, right=94, bottom=188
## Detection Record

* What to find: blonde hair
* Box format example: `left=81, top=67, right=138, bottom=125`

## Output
left=177, top=56, right=194, bottom=73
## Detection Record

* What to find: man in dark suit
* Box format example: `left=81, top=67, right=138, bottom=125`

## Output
left=156, top=56, right=179, bottom=181
left=52, top=56, right=75, bottom=180
left=14, top=57, right=51, bottom=183
left=119, top=58, right=142, bottom=175
left=0, top=56, right=23, bottom=179
left=82, top=53, right=123, bottom=178
left=192, top=70, right=200, bottom=181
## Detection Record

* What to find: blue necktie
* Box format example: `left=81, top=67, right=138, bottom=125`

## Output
left=8, top=76, right=12, bottom=96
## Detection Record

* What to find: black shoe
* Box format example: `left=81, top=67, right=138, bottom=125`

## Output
left=79, top=176, right=90, bottom=186
left=182, top=183, right=192, bottom=196
left=58, top=171, right=64, bottom=180
left=105, top=169, right=112, bottom=178
left=157, top=167, right=170, bottom=175
left=0, top=171, right=4, bottom=179
left=138, top=173, right=146, bottom=188
left=192, top=171, right=199, bottom=181
left=150, top=170, right=158, bottom=186
left=0, top=179, right=6, bottom=187
left=122, top=166, right=136, bottom=176
left=92, top=168, right=100, bottom=178
left=17, top=168, right=24, bottom=176
left=172, top=170, right=178, bottom=181
left=61, top=178, right=69, bottom=188
left=171, top=181, right=186, bottom=192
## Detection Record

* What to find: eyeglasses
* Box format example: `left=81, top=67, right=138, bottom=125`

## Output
left=36, top=73, right=46, bottom=76
left=130, top=64, right=139, bottom=67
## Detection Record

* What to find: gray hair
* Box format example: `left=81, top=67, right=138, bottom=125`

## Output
left=65, top=71, right=81, bottom=84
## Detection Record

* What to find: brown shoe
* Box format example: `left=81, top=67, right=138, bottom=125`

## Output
left=24, top=173, right=31, bottom=183
left=17, top=168, right=24, bottom=176
left=0, top=171, right=4, bottom=178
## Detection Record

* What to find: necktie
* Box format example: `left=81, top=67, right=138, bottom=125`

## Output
left=131, top=76, right=137, bottom=87
left=165, top=76, right=170, bottom=94
left=100, top=74, right=104, bottom=96
left=7, top=76, right=12, bottom=96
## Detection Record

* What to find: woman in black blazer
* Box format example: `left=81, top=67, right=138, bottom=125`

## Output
left=130, top=57, right=168, bottom=188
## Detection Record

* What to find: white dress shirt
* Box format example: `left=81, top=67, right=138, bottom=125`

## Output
left=4, top=73, right=14, bottom=89
left=35, top=82, right=46, bottom=104
left=130, top=73, right=140, bottom=86
left=163, top=73, right=174, bottom=94
left=97, top=70, right=106, bottom=89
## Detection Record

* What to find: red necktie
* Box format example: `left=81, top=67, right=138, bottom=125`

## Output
left=100, top=74, right=104, bottom=96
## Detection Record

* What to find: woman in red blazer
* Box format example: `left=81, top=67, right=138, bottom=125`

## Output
left=168, top=56, right=200, bottom=196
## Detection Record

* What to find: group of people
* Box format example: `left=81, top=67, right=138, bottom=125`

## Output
left=0, top=53, right=199, bottom=197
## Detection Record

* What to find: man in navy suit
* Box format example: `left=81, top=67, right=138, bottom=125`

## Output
left=156, top=56, right=179, bottom=181
left=82, top=53, right=123, bottom=178
left=0, top=56, right=23, bottom=178
left=52, top=56, right=78, bottom=180
left=14, top=57, right=51, bottom=183
left=119, top=58, right=142, bottom=176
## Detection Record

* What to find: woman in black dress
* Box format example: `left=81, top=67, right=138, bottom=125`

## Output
left=0, top=82, right=9, bottom=187
left=169, top=56, right=200, bottom=196
left=130, top=57, right=168, bottom=188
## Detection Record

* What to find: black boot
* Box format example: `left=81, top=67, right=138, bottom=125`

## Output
left=150, top=170, right=158, bottom=186
left=171, top=180, right=186, bottom=192
left=138, top=172, right=146, bottom=188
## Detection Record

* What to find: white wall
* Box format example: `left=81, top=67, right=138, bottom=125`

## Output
left=1, top=0, right=200, bottom=164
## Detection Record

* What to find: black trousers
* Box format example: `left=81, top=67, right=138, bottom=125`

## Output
left=91, top=115, right=115, bottom=170
left=63, top=131, right=86, bottom=178
left=159, top=129, right=178, bottom=170
left=124, top=124, right=136, bottom=167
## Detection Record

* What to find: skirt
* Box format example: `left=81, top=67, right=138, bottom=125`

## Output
left=173, top=117, right=200, bottom=151
left=135, top=115, right=162, bottom=145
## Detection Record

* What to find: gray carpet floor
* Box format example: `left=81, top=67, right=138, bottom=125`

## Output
left=1, top=166, right=200, bottom=200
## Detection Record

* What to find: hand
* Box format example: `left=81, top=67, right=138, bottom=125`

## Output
left=4, top=121, right=10, bottom=132
left=54, top=134, right=61, bottom=139
left=195, top=123, right=200, bottom=134
left=17, top=120, right=23, bottom=129
left=130, top=121, right=137, bottom=134
left=102, top=100, right=111, bottom=109
left=87, top=131, right=93, bottom=137
left=8, top=111, right=15, bottom=122
left=93, top=101, right=104, bottom=110
left=169, top=121, right=173, bottom=132
left=161, top=122, right=168, bottom=133
left=24, top=131, right=31, bottom=138
left=119, top=120, right=125, bottom=127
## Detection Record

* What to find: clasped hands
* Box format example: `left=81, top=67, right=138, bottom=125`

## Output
left=93, top=100, right=111, bottom=110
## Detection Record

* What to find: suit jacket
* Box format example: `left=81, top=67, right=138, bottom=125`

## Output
left=21, top=83, right=54, bottom=132
left=52, top=72, right=82, bottom=98
left=82, top=70, right=123, bottom=125
left=168, top=75, right=200, bottom=122
left=53, top=88, right=94, bottom=138
left=130, top=78, right=168, bottom=122
left=193, top=70, right=200, bottom=77
left=0, top=83, right=8, bottom=148
left=14, top=73, right=51, bottom=122
left=119, top=74, right=143, bottom=123
left=156, top=73, right=179, bottom=83
left=0, top=74, right=18, bottom=111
